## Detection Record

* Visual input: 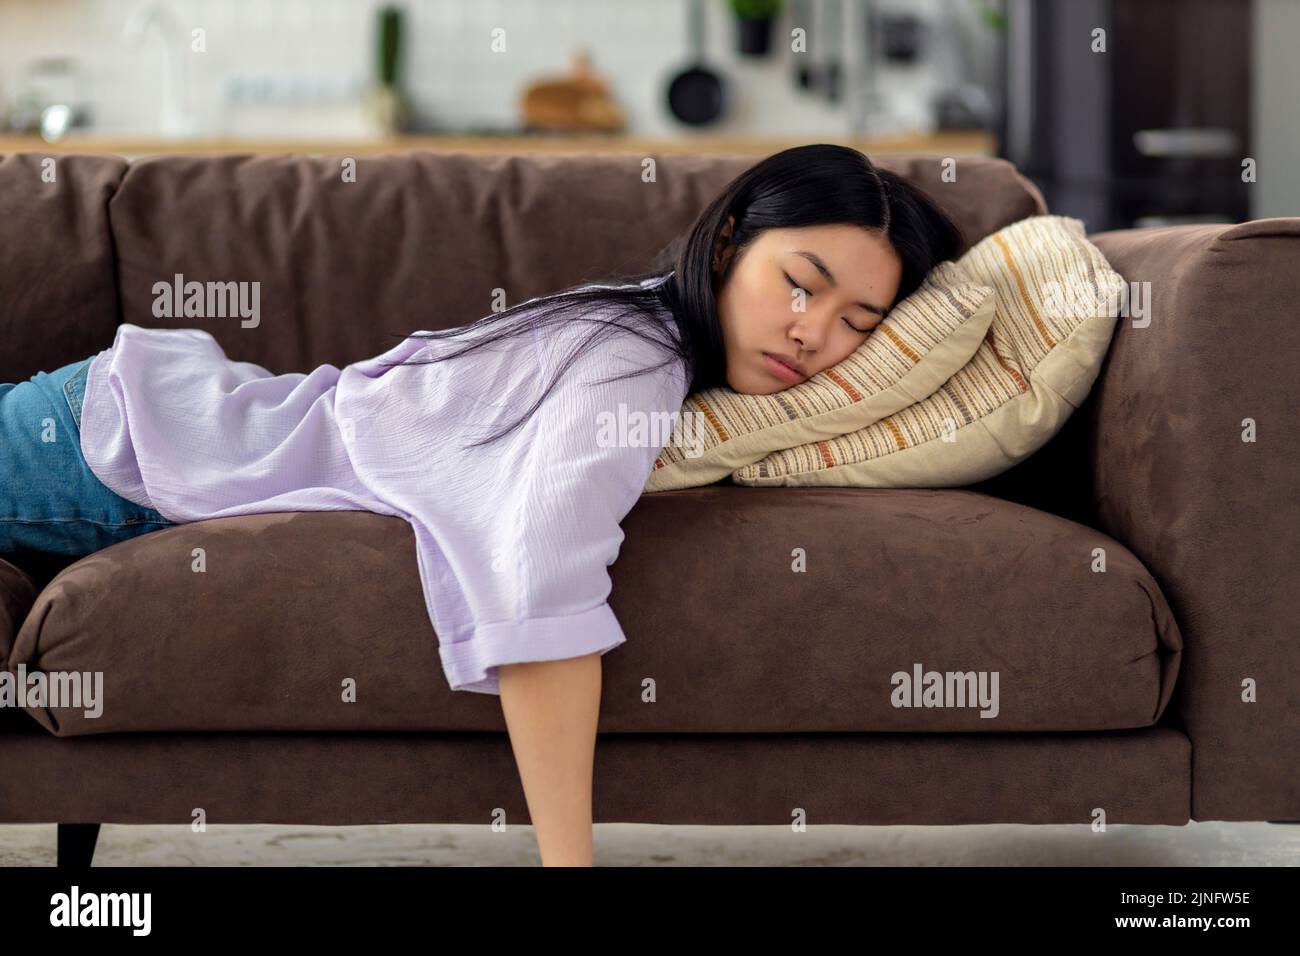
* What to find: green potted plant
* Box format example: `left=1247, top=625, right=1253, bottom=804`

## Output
left=366, top=5, right=409, bottom=135
left=730, top=0, right=784, bottom=57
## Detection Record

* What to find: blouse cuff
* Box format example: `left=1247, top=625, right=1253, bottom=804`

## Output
left=438, top=602, right=628, bottom=695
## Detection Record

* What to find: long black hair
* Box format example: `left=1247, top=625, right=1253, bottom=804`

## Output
left=382, top=143, right=964, bottom=449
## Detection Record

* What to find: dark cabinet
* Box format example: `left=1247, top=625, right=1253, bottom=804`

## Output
left=999, top=0, right=1252, bottom=230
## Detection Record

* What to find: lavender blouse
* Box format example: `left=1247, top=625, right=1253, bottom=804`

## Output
left=79, top=278, right=689, bottom=695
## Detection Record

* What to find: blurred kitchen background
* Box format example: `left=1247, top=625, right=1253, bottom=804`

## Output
left=0, top=0, right=1294, bottom=232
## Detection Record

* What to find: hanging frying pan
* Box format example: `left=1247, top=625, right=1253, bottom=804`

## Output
left=667, top=0, right=729, bottom=126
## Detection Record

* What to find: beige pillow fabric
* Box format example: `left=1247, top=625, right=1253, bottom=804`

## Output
left=731, top=215, right=1125, bottom=487
left=643, top=259, right=995, bottom=492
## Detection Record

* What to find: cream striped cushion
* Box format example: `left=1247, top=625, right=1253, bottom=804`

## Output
left=643, top=259, right=995, bottom=492
left=731, top=215, right=1125, bottom=487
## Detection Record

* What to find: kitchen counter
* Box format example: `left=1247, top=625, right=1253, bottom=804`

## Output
left=0, top=129, right=997, bottom=158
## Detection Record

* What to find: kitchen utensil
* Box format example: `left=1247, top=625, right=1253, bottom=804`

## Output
left=790, top=0, right=815, bottom=90
left=667, top=0, right=729, bottom=125
left=820, top=0, right=843, bottom=102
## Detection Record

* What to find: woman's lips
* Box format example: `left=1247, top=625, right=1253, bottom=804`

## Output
left=762, top=352, right=805, bottom=384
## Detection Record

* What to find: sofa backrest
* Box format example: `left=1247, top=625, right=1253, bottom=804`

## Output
left=2, top=150, right=1045, bottom=375
left=0, top=154, right=127, bottom=383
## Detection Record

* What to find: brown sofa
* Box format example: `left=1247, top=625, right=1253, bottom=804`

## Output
left=1, top=150, right=1296, bottom=866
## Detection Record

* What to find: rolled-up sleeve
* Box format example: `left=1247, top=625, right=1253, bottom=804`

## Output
left=436, top=325, right=687, bottom=695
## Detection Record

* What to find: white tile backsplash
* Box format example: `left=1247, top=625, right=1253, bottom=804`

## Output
left=0, top=0, right=972, bottom=139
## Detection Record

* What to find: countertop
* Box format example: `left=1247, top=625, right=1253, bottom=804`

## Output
left=0, top=129, right=997, bottom=158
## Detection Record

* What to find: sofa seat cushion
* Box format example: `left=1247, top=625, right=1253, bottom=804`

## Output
left=6, top=494, right=1181, bottom=736
left=0, top=556, right=40, bottom=732
left=0, top=557, right=37, bottom=652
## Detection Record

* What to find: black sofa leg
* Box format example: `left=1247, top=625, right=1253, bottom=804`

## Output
left=57, top=823, right=101, bottom=867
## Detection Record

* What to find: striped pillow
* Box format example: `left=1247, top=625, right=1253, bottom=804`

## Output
left=643, top=259, right=995, bottom=492
left=731, top=215, right=1125, bottom=487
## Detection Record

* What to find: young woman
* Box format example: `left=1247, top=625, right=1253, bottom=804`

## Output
left=0, top=144, right=962, bottom=865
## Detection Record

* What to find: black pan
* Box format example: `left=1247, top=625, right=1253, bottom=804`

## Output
left=667, top=0, right=729, bottom=126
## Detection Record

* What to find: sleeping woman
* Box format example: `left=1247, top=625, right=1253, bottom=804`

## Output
left=0, top=143, right=963, bottom=866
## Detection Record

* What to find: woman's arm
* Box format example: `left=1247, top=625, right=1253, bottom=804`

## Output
left=498, top=652, right=602, bottom=867
left=491, top=327, right=688, bottom=867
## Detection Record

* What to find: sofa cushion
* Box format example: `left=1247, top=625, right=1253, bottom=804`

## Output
left=0, top=556, right=38, bottom=667
left=9, top=492, right=1180, bottom=736
left=0, top=556, right=41, bottom=732
left=0, top=154, right=126, bottom=382
left=645, top=260, right=995, bottom=492
left=732, top=215, right=1126, bottom=487
left=103, top=153, right=1045, bottom=375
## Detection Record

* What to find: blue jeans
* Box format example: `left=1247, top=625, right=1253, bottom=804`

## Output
left=0, top=356, right=174, bottom=558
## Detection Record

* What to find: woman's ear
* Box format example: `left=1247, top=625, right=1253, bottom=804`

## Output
left=711, top=214, right=737, bottom=274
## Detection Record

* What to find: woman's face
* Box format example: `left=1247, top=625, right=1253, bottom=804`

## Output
left=713, top=221, right=904, bottom=394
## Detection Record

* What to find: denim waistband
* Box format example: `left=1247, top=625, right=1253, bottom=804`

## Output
left=61, top=354, right=90, bottom=428
left=0, top=356, right=174, bottom=558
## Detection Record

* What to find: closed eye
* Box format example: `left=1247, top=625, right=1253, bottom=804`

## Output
left=784, top=271, right=873, bottom=334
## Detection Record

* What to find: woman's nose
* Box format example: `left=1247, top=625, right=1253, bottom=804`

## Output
left=790, top=312, right=830, bottom=353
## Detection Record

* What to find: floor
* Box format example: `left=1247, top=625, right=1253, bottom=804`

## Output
left=2, top=821, right=1297, bottom=866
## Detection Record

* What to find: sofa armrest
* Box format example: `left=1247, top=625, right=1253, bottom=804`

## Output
left=1088, top=218, right=1300, bottom=821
